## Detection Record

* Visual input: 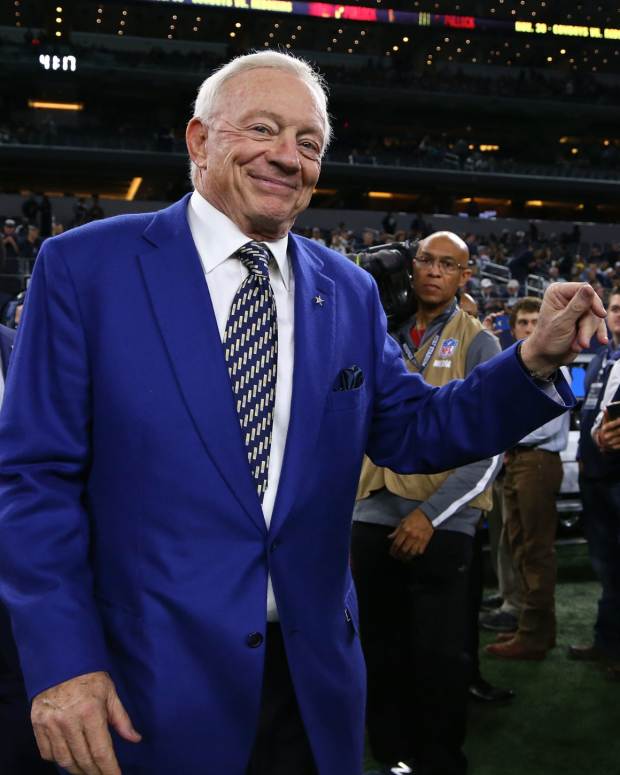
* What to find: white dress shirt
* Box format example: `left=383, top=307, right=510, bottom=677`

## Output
left=187, top=190, right=295, bottom=620
left=519, top=366, right=571, bottom=452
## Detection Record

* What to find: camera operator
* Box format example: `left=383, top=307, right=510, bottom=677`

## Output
left=351, top=231, right=504, bottom=775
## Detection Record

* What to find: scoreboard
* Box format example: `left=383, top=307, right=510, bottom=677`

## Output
left=142, top=0, right=620, bottom=40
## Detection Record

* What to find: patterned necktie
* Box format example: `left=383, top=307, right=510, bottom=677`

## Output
left=223, top=241, right=278, bottom=502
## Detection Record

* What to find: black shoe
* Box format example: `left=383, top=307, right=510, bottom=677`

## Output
left=469, top=677, right=515, bottom=703
left=479, top=610, right=518, bottom=633
left=481, top=593, right=503, bottom=611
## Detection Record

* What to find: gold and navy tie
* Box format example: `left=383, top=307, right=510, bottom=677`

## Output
left=223, top=241, right=278, bottom=502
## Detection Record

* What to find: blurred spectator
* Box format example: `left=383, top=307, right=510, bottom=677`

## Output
left=459, top=292, right=478, bottom=318
left=329, top=230, right=349, bottom=255
left=381, top=212, right=397, bottom=235
left=508, top=248, right=535, bottom=284
left=3, top=291, right=25, bottom=330
left=504, top=279, right=522, bottom=308
left=72, top=197, right=88, bottom=228
left=87, top=194, right=105, bottom=221
left=21, top=192, right=39, bottom=224
left=354, top=227, right=379, bottom=252
left=310, top=227, right=325, bottom=246
left=39, top=194, right=53, bottom=239
left=17, top=225, right=41, bottom=269
left=2, top=219, right=19, bottom=259
left=478, top=277, right=503, bottom=313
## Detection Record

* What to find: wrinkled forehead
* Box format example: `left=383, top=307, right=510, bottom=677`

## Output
left=214, top=68, right=326, bottom=136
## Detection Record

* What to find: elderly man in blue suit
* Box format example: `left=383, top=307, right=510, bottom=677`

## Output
left=0, top=52, right=607, bottom=775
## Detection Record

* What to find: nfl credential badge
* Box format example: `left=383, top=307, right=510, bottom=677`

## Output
left=433, top=338, right=459, bottom=368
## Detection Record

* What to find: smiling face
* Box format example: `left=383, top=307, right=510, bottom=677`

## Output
left=187, top=67, right=325, bottom=241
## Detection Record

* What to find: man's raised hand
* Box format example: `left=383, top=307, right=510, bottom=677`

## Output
left=521, top=283, right=607, bottom=377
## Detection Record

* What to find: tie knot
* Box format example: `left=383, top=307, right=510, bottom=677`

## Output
left=237, top=241, right=272, bottom=279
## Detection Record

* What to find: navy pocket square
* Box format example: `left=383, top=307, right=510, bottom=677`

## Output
left=334, top=365, right=364, bottom=391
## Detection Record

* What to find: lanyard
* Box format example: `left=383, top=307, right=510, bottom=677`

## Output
left=399, top=331, right=442, bottom=376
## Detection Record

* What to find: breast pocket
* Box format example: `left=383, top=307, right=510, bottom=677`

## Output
left=326, top=385, right=366, bottom=413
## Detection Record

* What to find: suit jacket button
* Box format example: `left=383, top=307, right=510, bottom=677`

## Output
left=246, top=632, right=264, bottom=648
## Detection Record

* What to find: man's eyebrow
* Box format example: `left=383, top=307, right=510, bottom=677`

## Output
left=241, top=110, right=324, bottom=135
left=418, top=250, right=461, bottom=262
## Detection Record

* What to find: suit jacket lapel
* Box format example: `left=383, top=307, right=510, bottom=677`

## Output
left=137, top=197, right=265, bottom=534
left=270, top=236, right=335, bottom=535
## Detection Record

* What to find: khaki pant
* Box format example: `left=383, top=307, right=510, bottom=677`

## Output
left=503, top=447, right=563, bottom=648
left=487, top=474, right=524, bottom=614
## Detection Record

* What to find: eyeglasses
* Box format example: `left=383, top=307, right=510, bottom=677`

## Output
left=413, top=255, right=466, bottom=275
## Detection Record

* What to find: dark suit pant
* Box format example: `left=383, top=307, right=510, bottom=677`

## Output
left=464, top=527, right=485, bottom=682
left=580, top=475, right=620, bottom=658
left=0, top=598, right=55, bottom=775
left=246, top=623, right=317, bottom=775
left=351, top=522, right=473, bottom=775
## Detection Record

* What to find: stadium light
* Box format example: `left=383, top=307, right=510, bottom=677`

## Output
left=126, top=177, right=143, bottom=201
left=28, top=100, right=83, bottom=111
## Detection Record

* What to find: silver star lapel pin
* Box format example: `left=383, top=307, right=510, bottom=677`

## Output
left=313, top=295, right=325, bottom=307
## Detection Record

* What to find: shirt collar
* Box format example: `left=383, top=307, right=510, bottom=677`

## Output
left=189, top=190, right=290, bottom=290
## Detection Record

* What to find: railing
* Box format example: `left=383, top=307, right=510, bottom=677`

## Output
left=480, top=261, right=511, bottom=287
left=525, top=274, right=546, bottom=298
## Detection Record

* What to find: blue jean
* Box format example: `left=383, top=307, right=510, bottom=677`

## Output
left=579, top=475, right=620, bottom=659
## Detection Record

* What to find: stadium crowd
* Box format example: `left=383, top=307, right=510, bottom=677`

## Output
left=2, top=115, right=619, bottom=182
left=4, top=193, right=620, bottom=327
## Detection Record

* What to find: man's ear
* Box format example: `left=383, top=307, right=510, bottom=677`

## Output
left=186, top=118, right=209, bottom=170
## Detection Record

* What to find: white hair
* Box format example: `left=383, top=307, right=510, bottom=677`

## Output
left=189, top=50, right=332, bottom=187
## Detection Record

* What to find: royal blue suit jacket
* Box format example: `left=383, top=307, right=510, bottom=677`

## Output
left=0, top=196, right=572, bottom=774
